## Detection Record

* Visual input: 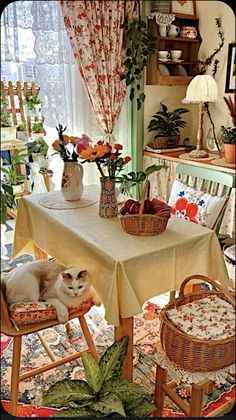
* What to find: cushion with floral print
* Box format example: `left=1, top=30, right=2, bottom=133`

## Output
left=9, top=300, right=94, bottom=325
left=166, top=295, right=235, bottom=340
left=168, top=179, right=228, bottom=229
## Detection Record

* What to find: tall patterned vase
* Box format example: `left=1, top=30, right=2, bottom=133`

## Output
left=61, top=161, right=84, bottom=201
left=99, top=177, right=118, bottom=218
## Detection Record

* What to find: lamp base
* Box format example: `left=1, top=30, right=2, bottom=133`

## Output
left=189, top=149, right=209, bottom=158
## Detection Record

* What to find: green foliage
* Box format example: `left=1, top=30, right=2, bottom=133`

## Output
left=31, top=121, right=45, bottom=133
left=147, top=103, right=189, bottom=137
left=220, top=126, right=236, bottom=145
left=1, top=150, right=28, bottom=186
left=17, top=121, right=27, bottom=131
left=23, top=94, right=42, bottom=112
left=121, top=14, right=156, bottom=110
left=27, top=138, right=49, bottom=157
left=116, top=164, right=167, bottom=199
left=0, top=182, right=14, bottom=224
left=42, top=337, right=155, bottom=417
left=0, top=99, right=12, bottom=127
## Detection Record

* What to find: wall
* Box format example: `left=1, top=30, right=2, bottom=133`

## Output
left=144, top=1, right=235, bottom=148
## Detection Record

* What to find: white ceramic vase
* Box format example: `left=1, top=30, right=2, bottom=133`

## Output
left=61, top=161, right=84, bottom=201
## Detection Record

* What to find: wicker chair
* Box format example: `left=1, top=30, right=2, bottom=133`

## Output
left=1, top=287, right=99, bottom=416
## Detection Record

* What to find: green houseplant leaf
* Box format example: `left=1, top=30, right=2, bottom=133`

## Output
left=42, top=379, right=95, bottom=406
left=100, top=378, right=148, bottom=403
left=81, top=351, right=103, bottom=393
left=53, top=407, right=103, bottom=417
left=126, top=399, right=156, bottom=417
left=90, top=393, right=126, bottom=417
left=99, top=336, right=128, bottom=382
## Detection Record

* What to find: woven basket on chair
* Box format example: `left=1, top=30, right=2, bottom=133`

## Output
left=119, top=180, right=170, bottom=236
left=160, top=275, right=235, bottom=372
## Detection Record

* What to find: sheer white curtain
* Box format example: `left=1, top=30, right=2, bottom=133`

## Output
left=1, top=0, right=131, bottom=188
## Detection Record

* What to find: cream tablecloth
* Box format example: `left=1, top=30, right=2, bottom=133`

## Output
left=12, top=185, right=231, bottom=326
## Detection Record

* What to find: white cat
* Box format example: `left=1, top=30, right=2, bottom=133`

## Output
left=4, top=260, right=101, bottom=324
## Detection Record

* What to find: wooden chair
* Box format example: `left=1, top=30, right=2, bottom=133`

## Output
left=170, top=163, right=236, bottom=299
left=154, top=363, right=235, bottom=417
left=1, top=288, right=99, bottom=416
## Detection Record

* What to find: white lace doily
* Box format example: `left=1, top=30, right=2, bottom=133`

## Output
left=211, top=158, right=236, bottom=168
left=39, top=190, right=97, bottom=210
left=155, top=341, right=235, bottom=386
left=179, top=153, right=216, bottom=162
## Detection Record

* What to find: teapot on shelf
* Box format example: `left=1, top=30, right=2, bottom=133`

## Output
left=167, top=24, right=180, bottom=38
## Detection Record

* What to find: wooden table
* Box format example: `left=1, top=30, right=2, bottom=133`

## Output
left=12, top=186, right=231, bottom=380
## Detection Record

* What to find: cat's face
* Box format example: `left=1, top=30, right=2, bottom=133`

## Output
left=59, top=268, right=91, bottom=297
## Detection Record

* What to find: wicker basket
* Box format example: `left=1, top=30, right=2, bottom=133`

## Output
left=119, top=180, right=170, bottom=236
left=160, top=275, right=235, bottom=372
left=152, top=135, right=180, bottom=149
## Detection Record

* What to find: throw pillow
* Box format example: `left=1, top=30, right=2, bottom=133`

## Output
left=168, top=179, right=228, bottom=230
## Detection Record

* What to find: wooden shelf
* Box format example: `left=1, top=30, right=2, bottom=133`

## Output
left=146, top=16, right=202, bottom=86
left=159, top=36, right=201, bottom=43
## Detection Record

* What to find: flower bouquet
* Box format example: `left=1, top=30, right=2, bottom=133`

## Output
left=77, top=140, right=131, bottom=218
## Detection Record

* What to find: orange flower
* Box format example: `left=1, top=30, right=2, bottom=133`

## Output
left=62, top=135, right=70, bottom=144
left=52, top=139, right=63, bottom=151
left=80, top=144, right=111, bottom=161
left=69, top=136, right=78, bottom=145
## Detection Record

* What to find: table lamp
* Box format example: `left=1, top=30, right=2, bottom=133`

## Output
left=182, top=74, right=219, bottom=159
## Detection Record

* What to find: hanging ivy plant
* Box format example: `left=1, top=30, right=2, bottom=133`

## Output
left=120, top=1, right=156, bottom=110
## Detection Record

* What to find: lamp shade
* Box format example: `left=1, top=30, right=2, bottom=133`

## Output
left=182, top=74, right=218, bottom=103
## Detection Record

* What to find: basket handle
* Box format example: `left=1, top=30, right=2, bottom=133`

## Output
left=179, top=274, right=235, bottom=307
left=139, top=180, right=150, bottom=215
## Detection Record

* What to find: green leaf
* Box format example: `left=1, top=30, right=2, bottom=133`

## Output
left=81, top=351, right=103, bottom=393
left=42, top=379, right=94, bottom=406
left=127, top=399, right=156, bottom=417
left=144, top=164, right=167, bottom=177
left=53, top=407, right=102, bottom=417
left=101, top=378, right=148, bottom=403
left=90, top=393, right=126, bottom=417
left=99, top=336, right=128, bottom=382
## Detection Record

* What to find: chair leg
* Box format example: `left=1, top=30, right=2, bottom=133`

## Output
left=154, top=364, right=167, bottom=416
left=10, top=336, right=22, bottom=416
left=78, top=314, right=99, bottom=362
left=190, top=382, right=205, bottom=417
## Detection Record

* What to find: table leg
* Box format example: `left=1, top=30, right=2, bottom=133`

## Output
left=33, top=245, right=48, bottom=260
left=114, top=317, right=133, bottom=380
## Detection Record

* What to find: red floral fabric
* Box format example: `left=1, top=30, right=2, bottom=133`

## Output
left=60, top=0, right=137, bottom=142
left=9, top=300, right=93, bottom=325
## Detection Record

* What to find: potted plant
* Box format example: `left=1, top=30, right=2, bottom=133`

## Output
left=221, top=94, right=236, bottom=164
left=23, top=94, right=42, bottom=115
left=31, top=120, right=46, bottom=140
left=147, top=103, right=189, bottom=149
left=27, top=138, right=49, bottom=167
left=1, top=150, right=28, bottom=195
left=42, top=337, right=156, bottom=417
left=16, top=121, right=28, bottom=141
left=0, top=180, right=14, bottom=225
left=0, top=99, right=17, bottom=142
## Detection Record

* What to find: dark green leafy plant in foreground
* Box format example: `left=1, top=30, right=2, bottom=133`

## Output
left=42, top=337, right=155, bottom=417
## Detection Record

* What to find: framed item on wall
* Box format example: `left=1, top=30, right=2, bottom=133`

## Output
left=170, top=1, right=197, bottom=19
left=225, top=43, right=236, bottom=93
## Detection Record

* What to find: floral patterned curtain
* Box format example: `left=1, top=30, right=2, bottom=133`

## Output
left=60, top=0, right=137, bottom=143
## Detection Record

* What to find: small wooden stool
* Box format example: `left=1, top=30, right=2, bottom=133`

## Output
left=154, top=364, right=235, bottom=417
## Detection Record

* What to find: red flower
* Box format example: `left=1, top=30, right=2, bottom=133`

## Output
left=124, top=156, right=131, bottom=163
left=110, top=153, right=116, bottom=160
left=114, top=143, right=123, bottom=150
left=97, top=140, right=104, bottom=145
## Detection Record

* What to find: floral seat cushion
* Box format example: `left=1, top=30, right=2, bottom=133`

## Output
left=166, top=295, right=235, bottom=340
left=9, top=300, right=94, bottom=325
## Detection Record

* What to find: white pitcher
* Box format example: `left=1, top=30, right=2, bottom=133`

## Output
left=167, top=24, right=180, bottom=37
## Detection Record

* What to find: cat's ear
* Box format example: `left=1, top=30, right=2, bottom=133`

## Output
left=61, top=272, right=72, bottom=281
left=78, top=270, right=87, bottom=279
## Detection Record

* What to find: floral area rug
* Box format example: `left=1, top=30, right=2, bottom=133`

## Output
left=1, top=299, right=235, bottom=417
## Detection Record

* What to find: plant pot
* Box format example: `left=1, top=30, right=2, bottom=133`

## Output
left=1, top=126, right=17, bottom=142
left=12, top=183, right=25, bottom=195
left=99, top=177, right=118, bottom=218
left=224, top=143, right=236, bottom=164
left=16, top=130, right=28, bottom=141
left=152, top=135, right=180, bottom=149
left=31, top=132, right=45, bottom=141
left=61, top=161, right=84, bottom=201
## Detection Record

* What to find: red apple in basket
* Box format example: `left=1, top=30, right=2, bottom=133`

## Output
left=143, top=199, right=152, bottom=214
left=129, top=202, right=140, bottom=214
left=124, top=199, right=137, bottom=213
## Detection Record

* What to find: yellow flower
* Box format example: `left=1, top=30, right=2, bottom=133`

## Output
left=69, top=136, right=78, bottom=145
left=63, top=135, right=70, bottom=144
